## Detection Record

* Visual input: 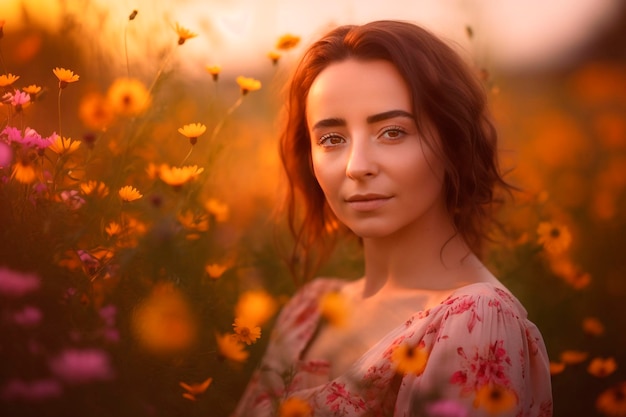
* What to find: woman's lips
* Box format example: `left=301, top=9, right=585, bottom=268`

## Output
left=345, top=194, right=392, bottom=212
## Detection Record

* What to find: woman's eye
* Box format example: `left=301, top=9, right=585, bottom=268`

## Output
left=380, top=127, right=405, bottom=140
left=318, top=134, right=345, bottom=147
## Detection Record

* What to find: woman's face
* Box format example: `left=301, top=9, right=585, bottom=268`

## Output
left=306, top=59, right=448, bottom=239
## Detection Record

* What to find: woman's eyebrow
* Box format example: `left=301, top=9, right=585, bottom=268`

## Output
left=366, top=109, right=414, bottom=124
left=311, top=110, right=414, bottom=132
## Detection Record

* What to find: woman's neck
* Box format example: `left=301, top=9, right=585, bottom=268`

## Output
left=360, top=218, right=489, bottom=297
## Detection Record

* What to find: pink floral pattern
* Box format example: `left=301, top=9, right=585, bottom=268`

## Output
left=232, top=279, right=553, bottom=417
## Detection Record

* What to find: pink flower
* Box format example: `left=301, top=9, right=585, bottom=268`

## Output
left=49, top=348, right=114, bottom=384
left=0, top=267, right=40, bottom=297
left=1, top=126, right=22, bottom=143
left=1, top=378, right=63, bottom=401
left=2, top=89, right=30, bottom=108
left=0, top=141, right=12, bottom=167
left=59, top=190, right=85, bottom=210
left=13, top=305, right=42, bottom=327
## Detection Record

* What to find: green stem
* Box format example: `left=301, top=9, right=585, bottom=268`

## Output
left=57, top=88, right=63, bottom=137
left=180, top=145, right=194, bottom=166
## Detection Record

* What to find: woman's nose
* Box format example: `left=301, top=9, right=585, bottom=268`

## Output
left=345, top=136, right=378, bottom=180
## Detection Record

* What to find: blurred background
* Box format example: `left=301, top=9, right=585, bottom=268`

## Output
left=1, top=0, right=625, bottom=416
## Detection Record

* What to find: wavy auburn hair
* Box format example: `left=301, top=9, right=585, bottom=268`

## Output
left=279, top=20, right=510, bottom=281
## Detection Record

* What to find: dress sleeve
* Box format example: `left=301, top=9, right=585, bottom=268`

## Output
left=231, top=278, right=341, bottom=417
left=395, top=287, right=553, bottom=417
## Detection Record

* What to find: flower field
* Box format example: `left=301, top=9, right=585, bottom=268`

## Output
left=0, top=5, right=625, bottom=417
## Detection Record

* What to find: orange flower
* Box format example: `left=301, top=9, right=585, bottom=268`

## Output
left=159, top=164, right=204, bottom=188
left=118, top=185, right=143, bottom=202
left=233, top=317, right=261, bottom=345
left=80, top=180, right=109, bottom=198
left=178, top=123, right=206, bottom=146
left=49, top=136, right=81, bottom=155
left=205, top=198, right=229, bottom=222
left=236, top=76, right=261, bottom=95
left=548, top=255, right=591, bottom=290
left=0, top=73, right=20, bottom=87
left=276, top=34, right=300, bottom=51
left=596, top=381, right=626, bottom=417
left=215, top=333, right=249, bottom=362
left=391, top=341, right=428, bottom=375
left=588, top=357, right=618, bottom=378
left=582, top=317, right=605, bottom=337
left=52, top=67, right=79, bottom=89
left=205, top=263, right=228, bottom=279
left=279, top=397, right=312, bottom=417
left=79, top=92, right=115, bottom=130
left=175, top=23, right=197, bottom=45
left=473, top=384, right=518, bottom=414
left=549, top=362, right=566, bottom=375
left=319, top=291, right=349, bottom=327
left=131, top=282, right=197, bottom=354
left=105, top=221, right=122, bottom=238
left=560, top=350, right=589, bottom=365
left=267, top=51, right=281, bottom=65
left=12, top=160, right=36, bottom=184
left=205, top=65, right=221, bottom=82
left=22, top=85, right=42, bottom=95
left=235, top=291, right=277, bottom=326
left=107, top=77, right=151, bottom=116
left=537, top=221, right=572, bottom=255
left=180, top=377, right=212, bottom=401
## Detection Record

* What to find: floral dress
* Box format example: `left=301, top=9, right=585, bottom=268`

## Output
left=233, top=278, right=553, bottom=417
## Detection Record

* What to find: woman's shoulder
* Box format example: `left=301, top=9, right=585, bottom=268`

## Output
left=440, top=281, right=528, bottom=318
left=273, top=277, right=346, bottom=327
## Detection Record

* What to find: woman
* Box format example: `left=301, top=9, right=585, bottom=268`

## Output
left=234, top=20, right=552, bottom=417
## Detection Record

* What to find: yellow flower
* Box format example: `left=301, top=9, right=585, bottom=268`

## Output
left=22, top=85, right=42, bottom=95
left=233, top=317, right=261, bottom=345
left=582, top=317, right=605, bottom=337
left=131, top=282, right=197, bottom=354
left=52, top=67, right=79, bottom=89
left=537, top=221, right=572, bottom=255
left=118, top=185, right=143, bottom=202
left=588, top=357, right=618, bottom=378
left=267, top=51, right=281, bottom=65
left=473, top=384, right=518, bottom=414
left=236, top=76, right=262, bottom=95
left=205, top=198, right=229, bottom=222
left=205, top=263, right=228, bottom=279
left=0, top=73, right=20, bottom=87
left=80, top=180, right=109, bottom=198
left=177, top=210, right=209, bottom=234
left=596, top=382, right=626, bottom=417
left=205, top=65, right=221, bottom=82
left=49, top=136, right=81, bottom=155
left=319, top=291, right=348, bottom=327
left=107, top=77, right=151, bottom=116
left=178, top=123, right=206, bottom=145
left=12, top=160, right=36, bottom=184
left=276, top=34, right=301, bottom=51
left=159, top=164, right=204, bottom=188
left=79, top=92, right=115, bottom=130
left=215, top=333, right=249, bottom=362
left=175, top=23, right=197, bottom=45
left=391, top=341, right=429, bottom=375
left=105, top=221, right=122, bottom=238
left=560, top=350, right=589, bottom=365
left=180, top=377, right=212, bottom=401
left=279, top=397, right=312, bottom=417
left=235, top=291, right=278, bottom=326
left=549, top=362, right=566, bottom=375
